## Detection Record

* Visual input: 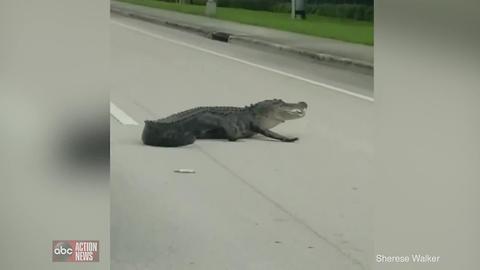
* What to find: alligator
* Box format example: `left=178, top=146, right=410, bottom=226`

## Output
left=141, top=99, right=307, bottom=147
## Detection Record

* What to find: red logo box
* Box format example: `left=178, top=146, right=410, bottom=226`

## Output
left=52, top=240, right=99, bottom=262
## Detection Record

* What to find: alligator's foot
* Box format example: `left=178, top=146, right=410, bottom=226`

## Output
left=282, top=137, right=298, bottom=142
left=223, top=125, right=241, bottom=142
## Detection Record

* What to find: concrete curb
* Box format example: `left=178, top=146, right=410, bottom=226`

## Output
left=228, top=35, right=373, bottom=71
left=111, top=6, right=211, bottom=37
left=111, top=6, right=373, bottom=72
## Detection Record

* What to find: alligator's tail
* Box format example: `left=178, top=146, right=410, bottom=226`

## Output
left=141, top=120, right=196, bottom=147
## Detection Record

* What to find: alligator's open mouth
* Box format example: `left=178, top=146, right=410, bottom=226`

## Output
left=288, top=108, right=306, bottom=117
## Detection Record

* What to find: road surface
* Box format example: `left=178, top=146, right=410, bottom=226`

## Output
left=110, top=13, right=373, bottom=270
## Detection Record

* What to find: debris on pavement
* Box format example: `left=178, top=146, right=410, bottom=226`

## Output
left=174, top=169, right=196, bottom=174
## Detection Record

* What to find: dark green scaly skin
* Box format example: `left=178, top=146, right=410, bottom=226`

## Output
left=142, top=99, right=307, bottom=147
left=156, top=106, right=245, bottom=123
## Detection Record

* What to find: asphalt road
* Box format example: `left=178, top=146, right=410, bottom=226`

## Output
left=110, top=14, right=373, bottom=270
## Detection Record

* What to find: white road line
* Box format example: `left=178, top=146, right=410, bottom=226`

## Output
left=110, top=102, right=139, bottom=125
left=112, top=20, right=374, bottom=102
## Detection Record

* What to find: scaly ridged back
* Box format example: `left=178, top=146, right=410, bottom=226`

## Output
left=155, top=106, right=247, bottom=124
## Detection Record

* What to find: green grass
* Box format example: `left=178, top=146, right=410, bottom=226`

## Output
left=117, top=0, right=373, bottom=45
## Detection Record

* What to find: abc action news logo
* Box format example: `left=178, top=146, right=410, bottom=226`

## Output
left=52, top=240, right=99, bottom=262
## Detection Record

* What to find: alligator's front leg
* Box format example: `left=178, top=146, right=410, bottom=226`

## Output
left=252, top=126, right=298, bottom=142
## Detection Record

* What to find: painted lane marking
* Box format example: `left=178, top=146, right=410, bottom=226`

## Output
left=110, top=102, right=139, bottom=125
left=111, top=20, right=374, bottom=102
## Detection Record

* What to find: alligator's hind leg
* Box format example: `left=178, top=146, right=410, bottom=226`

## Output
left=194, top=113, right=240, bottom=141
left=197, top=128, right=227, bottom=139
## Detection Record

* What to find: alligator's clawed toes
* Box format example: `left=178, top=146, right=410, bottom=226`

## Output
left=283, top=137, right=299, bottom=142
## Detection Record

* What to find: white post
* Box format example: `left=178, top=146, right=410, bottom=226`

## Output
left=205, top=0, right=217, bottom=17
left=292, top=0, right=306, bottom=20
left=291, top=0, right=296, bottom=19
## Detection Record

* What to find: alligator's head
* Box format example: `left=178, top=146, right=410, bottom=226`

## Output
left=251, top=99, right=307, bottom=129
